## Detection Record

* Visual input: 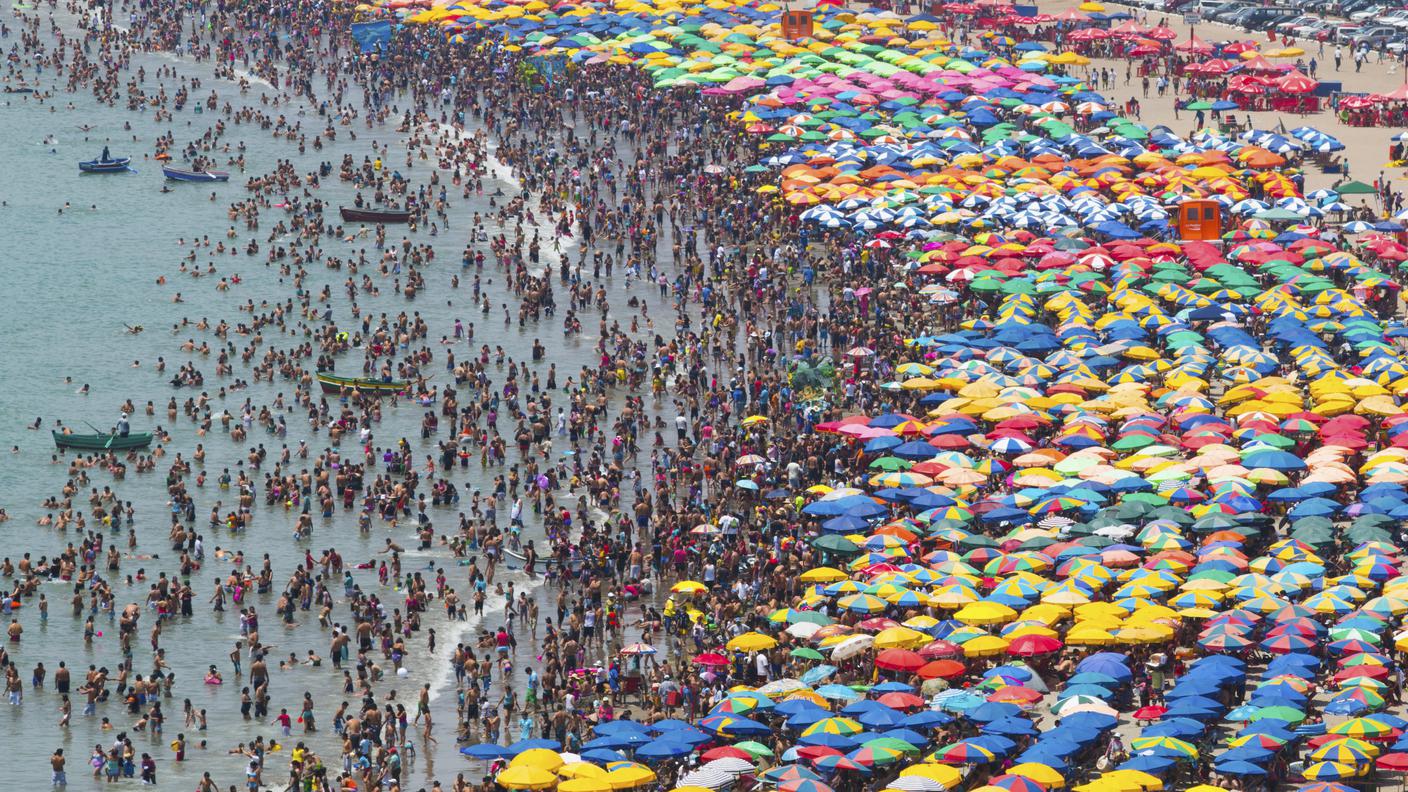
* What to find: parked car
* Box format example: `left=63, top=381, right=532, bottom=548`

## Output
left=1332, top=23, right=1364, bottom=43
left=1194, top=0, right=1235, bottom=17
left=1238, top=6, right=1296, bottom=29
left=1209, top=3, right=1250, bottom=22
left=1352, top=24, right=1399, bottom=46
left=1296, top=20, right=1338, bottom=39
left=1350, top=5, right=1391, bottom=22
left=1275, top=14, right=1314, bottom=32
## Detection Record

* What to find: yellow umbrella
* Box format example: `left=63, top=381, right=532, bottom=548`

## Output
left=561, top=780, right=612, bottom=792
left=899, top=765, right=964, bottom=787
left=726, top=632, right=778, bottom=652
left=560, top=764, right=610, bottom=780
left=955, top=601, right=1018, bottom=625
left=606, top=765, right=658, bottom=789
left=800, top=567, right=848, bottom=583
left=672, top=580, right=709, bottom=594
left=1008, top=763, right=1067, bottom=788
left=962, top=635, right=1010, bottom=657
left=498, top=767, right=559, bottom=790
left=513, top=749, right=565, bottom=773
left=875, top=626, right=929, bottom=649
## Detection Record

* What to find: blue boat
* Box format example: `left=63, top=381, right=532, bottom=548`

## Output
left=162, top=165, right=229, bottom=183
left=79, top=157, right=130, bottom=173
left=79, top=147, right=130, bottom=174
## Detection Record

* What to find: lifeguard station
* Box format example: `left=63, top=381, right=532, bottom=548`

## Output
left=781, top=7, right=814, bottom=39
left=1171, top=199, right=1223, bottom=241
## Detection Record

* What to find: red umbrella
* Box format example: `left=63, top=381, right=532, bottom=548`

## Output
left=1175, top=34, right=1213, bottom=53
left=701, top=746, right=754, bottom=762
left=1279, top=71, right=1318, bottom=94
left=856, top=618, right=902, bottom=632
left=1332, top=665, right=1390, bottom=682
left=929, top=434, right=971, bottom=449
left=877, top=691, right=926, bottom=709
left=693, top=652, right=729, bottom=666
left=1006, top=634, right=1062, bottom=656
left=1133, top=705, right=1168, bottom=721
left=918, top=659, right=966, bottom=679
left=875, top=648, right=925, bottom=673
left=795, top=746, right=844, bottom=761
left=1378, top=753, right=1408, bottom=772
left=919, top=640, right=963, bottom=659
left=1379, top=83, right=1408, bottom=102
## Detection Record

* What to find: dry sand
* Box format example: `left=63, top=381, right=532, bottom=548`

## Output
left=1041, top=0, right=1408, bottom=201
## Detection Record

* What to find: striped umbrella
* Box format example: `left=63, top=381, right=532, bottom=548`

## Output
left=1301, top=762, right=1363, bottom=781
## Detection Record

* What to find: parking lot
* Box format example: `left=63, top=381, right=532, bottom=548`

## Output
left=1102, top=0, right=1408, bottom=55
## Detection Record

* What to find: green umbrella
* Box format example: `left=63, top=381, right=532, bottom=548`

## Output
left=812, top=535, right=861, bottom=556
left=1253, top=208, right=1304, bottom=222
left=1251, top=705, right=1306, bottom=724
left=1335, top=179, right=1377, bottom=195
left=791, top=647, right=825, bottom=661
left=733, top=741, right=775, bottom=759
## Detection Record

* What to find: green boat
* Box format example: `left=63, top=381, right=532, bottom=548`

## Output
left=52, top=430, right=153, bottom=451
left=316, top=371, right=409, bottom=396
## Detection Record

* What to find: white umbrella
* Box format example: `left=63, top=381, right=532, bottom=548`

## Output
left=888, top=776, right=947, bottom=792
left=678, top=768, right=734, bottom=789
left=829, top=634, right=875, bottom=661
left=704, top=758, right=757, bottom=776
left=756, top=678, right=808, bottom=696
left=787, top=622, right=824, bottom=640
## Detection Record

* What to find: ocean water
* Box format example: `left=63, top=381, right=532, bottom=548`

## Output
left=0, top=7, right=662, bottom=787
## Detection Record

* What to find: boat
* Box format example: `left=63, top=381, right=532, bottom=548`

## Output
left=79, top=156, right=131, bottom=173
left=316, top=371, right=410, bottom=396
left=52, top=430, right=153, bottom=451
left=339, top=206, right=412, bottom=224
left=162, top=165, right=230, bottom=182
left=502, top=545, right=584, bottom=572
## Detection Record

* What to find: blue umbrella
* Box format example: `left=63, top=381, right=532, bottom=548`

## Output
left=595, top=721, right=651, bottom=737
left=1214, top=760, right=1269, bottom=776
left=461, top=743, right=514, bottom=760
left=983, top=717, right=1038, bottom=737
left=903, top=711, right=953, bottom=729
left=635, top=739, right=695, bottom=760
left=580, top=749, right=628, bottom=765
left=582, top=735, right=635, bottom=750
left=968, top=702, right=1021, bottom=722
left=507, top=739, right=561, bottom=755
left=1076, top=653, right=1132, bottom=682
left=1142, top=718, right=1207, bottom=739
left=1240, top=450, right=1307, bottom=472
left=1119, top=755, right=1178, bottom=774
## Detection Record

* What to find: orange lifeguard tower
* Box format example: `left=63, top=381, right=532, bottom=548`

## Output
left=1172, top=199, right=1223, bottom=241
left=781, top=8, right=814, bottom=39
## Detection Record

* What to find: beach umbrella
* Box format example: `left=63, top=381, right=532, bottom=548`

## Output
left=497, top=766, right=559, bottom=789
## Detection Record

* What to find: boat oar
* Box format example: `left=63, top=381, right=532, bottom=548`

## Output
left=84, top=420, right=115, bottom=449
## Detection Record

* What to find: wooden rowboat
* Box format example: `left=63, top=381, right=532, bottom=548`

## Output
left=52, top=430, right=153, bottom=451
left=162, top=165, right=230, bottom=182
left=339, top=206, right=411, bottom=224
left=316, top=372, right=410, bottom=396
left=79, top=157, right=131, bottom=173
